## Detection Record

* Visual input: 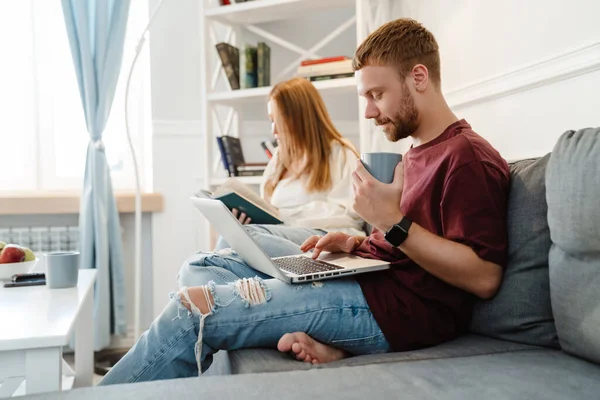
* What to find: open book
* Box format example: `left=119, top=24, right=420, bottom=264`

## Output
left=195, top=178, right=282, bottom=225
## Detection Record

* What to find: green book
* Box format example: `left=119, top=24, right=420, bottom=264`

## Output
left=196, top=178, right=282, bottom=225
left=214, top=192, right=282, bottom=225
left=257, top=42, right=271, bottom=87
left=244, top=45, right=258, bottom=88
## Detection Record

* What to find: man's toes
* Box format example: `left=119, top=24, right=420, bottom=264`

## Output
left=291, top=342, right=302, bottom=354
left=295, top=348, right=307, bottom=361
left=304, top=354, right=313, bottom=364
left=277, top=333, right=294, bottom=352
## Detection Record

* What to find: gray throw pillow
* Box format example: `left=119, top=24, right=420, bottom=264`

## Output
left=546, top=127, right=600, bottom=364
left=470, top=154, right=559, bottom=348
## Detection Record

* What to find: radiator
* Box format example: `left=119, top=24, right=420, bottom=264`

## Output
left=0, top=226, right=79, bottom=253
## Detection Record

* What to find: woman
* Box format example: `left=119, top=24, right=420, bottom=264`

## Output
left=213, top=77, right=364, bottom=258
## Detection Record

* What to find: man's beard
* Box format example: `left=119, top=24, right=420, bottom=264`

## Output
left=376, top=85, right=419, bottom=142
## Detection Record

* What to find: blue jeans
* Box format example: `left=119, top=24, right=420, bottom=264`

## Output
left=99, top=249, right=390, bottom=385
left=214, top=224, right=326, bottom=257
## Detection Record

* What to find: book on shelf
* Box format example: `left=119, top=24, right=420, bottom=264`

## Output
left=261, top=142, right=273, bottom=158
left=196, top=178, right=282, bottom=225
left=215, top=42, right=240, bottom=90
left=216, top=136, right=231, bottom=173
left=237, top=163, right=267, bottom=171
left=236, top=163, right=268, bottom=170
left=300, top=56, right=350, bottom=66
left=257, top=42, right=271, bottom=87
left=236, top=41, right=269, bottom=89
left=260, top=139, right=278, bottom=159
left=244, top=45, right=258, bottom=89
left=296, top=59, right=353, bottom=77
left=236, top=162, right=267, bottom=176
left=236, top=170, right=265, bottom=177
left=218, top=135, right=244, bottom=176
left=219, top=0, right=255, bottom=5
left=308, top=72, right=355, bottom=82
left=217, top=135, right=269, bottom=177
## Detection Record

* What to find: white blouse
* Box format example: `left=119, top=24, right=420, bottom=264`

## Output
left=260, top=141, right=365, bottom=236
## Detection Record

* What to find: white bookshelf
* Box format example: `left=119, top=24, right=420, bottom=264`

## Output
left=204, top=0, right=355, bottom=24
left=207, top=76, right=357, bottom=105
left=198, top=0, right=391, bottom=248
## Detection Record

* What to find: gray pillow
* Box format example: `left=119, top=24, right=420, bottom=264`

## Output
left=470, top=154, right=559, bottom=348
left=546, top=127, right=600, bottom=364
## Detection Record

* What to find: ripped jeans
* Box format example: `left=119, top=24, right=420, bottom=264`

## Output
left=99, top=247, right=390, bottom=385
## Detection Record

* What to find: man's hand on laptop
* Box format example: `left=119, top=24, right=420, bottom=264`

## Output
left=301, top=232, right=365, bottom=259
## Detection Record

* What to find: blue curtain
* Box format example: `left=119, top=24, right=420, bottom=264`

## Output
left=61, top=0, right=131, bottom=351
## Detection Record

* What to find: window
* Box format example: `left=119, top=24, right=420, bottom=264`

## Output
left=0, top=0, right=151, bottom=193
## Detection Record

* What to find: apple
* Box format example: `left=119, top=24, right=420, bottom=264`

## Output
left=22, top=247, right=36, bottom=262
left=0, top=245, right=26, bottom=264
left=0, top=241, right=5, bottom=252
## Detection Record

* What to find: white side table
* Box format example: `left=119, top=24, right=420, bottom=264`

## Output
left=0, top=269, right=96, bottom=397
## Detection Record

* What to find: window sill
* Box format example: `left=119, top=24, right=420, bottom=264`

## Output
left=0, top=192, right=164, bottom=215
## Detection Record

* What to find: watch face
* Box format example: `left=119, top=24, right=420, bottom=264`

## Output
left=385, top=225, right=407, bottom=246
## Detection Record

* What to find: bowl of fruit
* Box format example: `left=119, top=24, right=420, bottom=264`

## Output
left=0, top=241, right=39, bottom=281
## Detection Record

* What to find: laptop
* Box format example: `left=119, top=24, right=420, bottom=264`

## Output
left=191, top=197, right=390, bottom=284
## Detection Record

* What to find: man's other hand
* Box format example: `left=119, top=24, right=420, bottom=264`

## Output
left=352, top=159, right=404, bottom=233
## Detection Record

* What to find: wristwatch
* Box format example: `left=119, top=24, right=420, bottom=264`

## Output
left=384, top=216, right=412, bottom=246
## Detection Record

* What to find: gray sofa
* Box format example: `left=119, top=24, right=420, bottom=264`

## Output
left=28, top=127, right=600, bottom=399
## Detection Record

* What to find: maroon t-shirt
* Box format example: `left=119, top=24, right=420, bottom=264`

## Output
left=354, top=119, right=510, bottom=352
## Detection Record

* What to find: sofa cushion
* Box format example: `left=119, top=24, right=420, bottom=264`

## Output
left=31, top=350, right=600, bottom=400
left=469, top=154, right=559, bottom=348
left=226, top=334, right=542, bottom=374
left=546, top=127, right=600, bottom=365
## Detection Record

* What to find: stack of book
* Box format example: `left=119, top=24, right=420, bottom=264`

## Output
left=296, top=56, right=354, bottom=82
left=244, top=42, right=271, bottom=89
left=216, top=41, right=271, bottom=90
left=216, top=135, right=268, bottom=177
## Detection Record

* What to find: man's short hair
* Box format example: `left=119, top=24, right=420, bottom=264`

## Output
left=352, top=18, right=441, bottom=87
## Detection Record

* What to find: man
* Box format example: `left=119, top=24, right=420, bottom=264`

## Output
left=281, top=18, right=510, bottom=361
left=99, top=18, right=509, bottom=384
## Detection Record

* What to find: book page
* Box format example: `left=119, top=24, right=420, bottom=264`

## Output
left=213, top=178, right=280, bottom=217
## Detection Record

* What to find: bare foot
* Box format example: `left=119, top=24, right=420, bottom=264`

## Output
left=277, top=332, right=347, bottom=364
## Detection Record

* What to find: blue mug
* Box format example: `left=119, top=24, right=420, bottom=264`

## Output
left=360, top=152, right=403, bottom=183
left=44, top=251, right=80, bottom=289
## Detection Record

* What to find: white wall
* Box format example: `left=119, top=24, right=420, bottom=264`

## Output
left=393, top=0, right=600, bottom=160
left=148, top=0, right=206, bottom=318
left=147, top=0, right=361, bottom=317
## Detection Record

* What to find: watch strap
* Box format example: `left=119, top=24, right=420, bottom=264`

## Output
left=384, top=216, right=412, bottom=246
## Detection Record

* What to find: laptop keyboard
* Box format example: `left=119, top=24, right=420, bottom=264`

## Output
left=273, top=256, right=344, bottom=275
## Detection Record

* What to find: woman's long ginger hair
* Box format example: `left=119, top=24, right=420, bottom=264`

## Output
left=263, top=78, right=358, bottom=199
